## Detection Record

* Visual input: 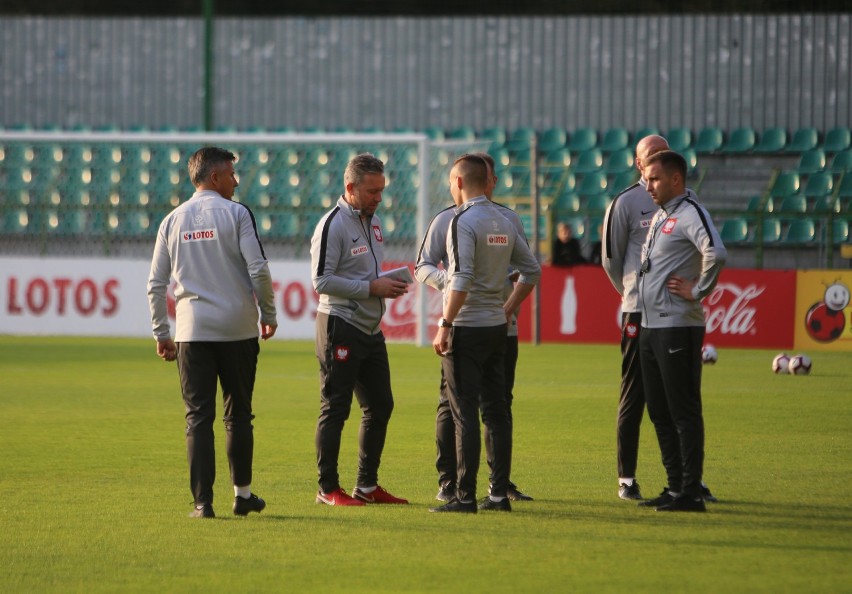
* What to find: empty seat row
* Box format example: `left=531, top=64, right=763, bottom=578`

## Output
left=719, top=217, right=850, bottom=246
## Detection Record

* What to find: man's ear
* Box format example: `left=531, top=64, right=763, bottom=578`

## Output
left=345, top=181, right=355, bottom=196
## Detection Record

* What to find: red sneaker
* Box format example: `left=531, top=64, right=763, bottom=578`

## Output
left=316, top=488, right=365, bottom=506
left=352, top=485, right=409, bottom=504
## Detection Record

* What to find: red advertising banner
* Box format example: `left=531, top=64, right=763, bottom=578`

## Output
left=517, top=265, right=798, bottom=349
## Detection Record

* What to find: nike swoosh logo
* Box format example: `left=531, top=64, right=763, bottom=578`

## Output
left=641, top=209, right=655, bottom=215
left=668, top=347, right=685, bottom=354
left=351, top=237, right=359, bottom=242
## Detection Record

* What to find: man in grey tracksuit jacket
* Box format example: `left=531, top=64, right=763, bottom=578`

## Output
left=310, top=153, right=409, bottom=506
left=429, top=154, right=541, bottom=513
left=602, top=134, right=668, bottom=500
left=416, top=196, right=532, bottom=503
left=636, top=150, right=726, bottom=512
left=147, top=147, right=277, bottom=518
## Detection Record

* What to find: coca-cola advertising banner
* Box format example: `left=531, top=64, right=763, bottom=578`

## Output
left=517, top=266, right=798, bottom=349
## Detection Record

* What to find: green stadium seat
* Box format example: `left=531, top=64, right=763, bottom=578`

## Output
left=785, top=127, right=819, bottom=153
left=572, top=149, right=603, bottom=175
left=567, top=127, right=598, bottom=153
left=492, top=169, right=515, bottom=198
left=666, top=127, right=692, bottom=152
left=1, top=208, right=30, bottom=234
left=693, top=127, right=724, bottom=154
left=539, top=127, right=568, bottom=153
left=823, top=127, right=851, bottom=154
left=720, top=218, right=749, bottom=244
left=778, top=194, right=807, bottom=213
left=812, top=195, right=840, bottom=214
left=769, top=172, right=801, bottom=199
left=633, top=127, right=661, bottom=147
left=423, top=127, right=445, bottom=141
left=489, top=146, right=512, bottom=170
left=839, top=175, right=852, bottom=199
left=599, top=128, right=630, bottom=153
left=827, top=219, right=849, bottom=243
left=753, top=127, right=788, bottom=153
left=829, top=150, right=852, bottom=176
left=608, top=170, right=639, bottom=195
left=552, top=190, right=581, bottom=216
left=506, top=127, right=536, bottom=151
left=507, top=146, right=532, bottom=166
left=721, top=127, right=756, bottom=153
left=760, top=218, right=783, bottom=243
left=478, top=127, right=507, bottom=150
left=448, top=126, right=476, bottom=141
left=582, top=193, right=611, bottom=213
left=603, top=148, right=633, bottom=176
left=747, top=195, right=774, bottom=213
left=682, top=148, right=699, bottom=175
left=578, top=172, right=607, bottom=198
left=803, top=172, right=833, bottom=200
left=587, top=216, right=604, bottom=243
left=784, top=218, right=816, bottom=244
left=796, top=149, right=827, bottom=175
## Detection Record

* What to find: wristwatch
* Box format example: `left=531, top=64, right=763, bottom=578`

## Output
left=438, top=317, right=453, bottom=328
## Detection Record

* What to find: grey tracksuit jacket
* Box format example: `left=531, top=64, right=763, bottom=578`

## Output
left=310, top=196, right=387, bottom=335
left=147, top=189, right=277, bottom=342
left=602, top=180, right=656, bottom=313
left=416, top=200, right=529, bottom=336
left=637, top=191, right=727, bottom=328
left=446, top=196, right=541, bottom=327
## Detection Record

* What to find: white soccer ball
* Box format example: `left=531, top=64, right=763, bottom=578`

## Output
left=772, top=353, right=791, bottom=374
left=701, top=344, right=718, bottom=365
left=788, top=354, right=813, bottom=375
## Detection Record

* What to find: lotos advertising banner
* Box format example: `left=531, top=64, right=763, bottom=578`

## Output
left=517, top=265, right=798, bottom=349
left=794, top=270, right=852, bottom=351
left=0, top=256, right=416, bottom=340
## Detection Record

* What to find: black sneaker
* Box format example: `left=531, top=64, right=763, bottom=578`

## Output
left=478, top=497, right=512, bottom=511
left=638, top=487, right=677, bottom=507
left=702, top=484, right=718, bottom=503
left=656, top=495, right=707, bottom=512
left=189, top=503, right=215, bottom=518
left=429, top=498, right=477, bottom=513
left=618, top=481, right=643, bottom=500
left=233, top=493, right=266, bottom=516
left=436, top=484, right=456, bottom=502
left=506, top=486, right=534, bottom=501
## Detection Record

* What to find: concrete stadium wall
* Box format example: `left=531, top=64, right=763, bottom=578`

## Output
left=1, top=14, right=849, bottom=132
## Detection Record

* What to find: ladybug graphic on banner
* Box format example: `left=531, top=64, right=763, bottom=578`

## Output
left=372, top=225, right=383, bottom=242
left=805, top=280, right=849, bottom=343
left=334, top=345, right=350, bottom=362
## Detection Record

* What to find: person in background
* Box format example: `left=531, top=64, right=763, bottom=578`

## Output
left=551, top=221, right=587, bottom=266
left=147, top=146, right=277, bottom=519
left=310, top=153, right=409, bottom=507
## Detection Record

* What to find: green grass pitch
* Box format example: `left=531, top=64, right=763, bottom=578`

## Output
left=1, top=336, right=850, bottom=592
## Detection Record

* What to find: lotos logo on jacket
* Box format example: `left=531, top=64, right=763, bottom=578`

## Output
left=373, top=225, right=383, bottom=242
left=487, top=234, right=509, bottom=246
left=351, top=245, right=369, bottom=256
left=181, top=228, right=217, bottom=242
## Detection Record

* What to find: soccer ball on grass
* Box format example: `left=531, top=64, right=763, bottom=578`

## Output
left=772, top=353, right=791, bottom=374
left=788, top=354, right=812, bottom=375
left=701, top=344, right=718, bottom=365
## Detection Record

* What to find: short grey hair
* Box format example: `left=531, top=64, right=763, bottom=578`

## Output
left=344, top=153, right=384, bottom=186
left=188, top=147, right=236, bottom=187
